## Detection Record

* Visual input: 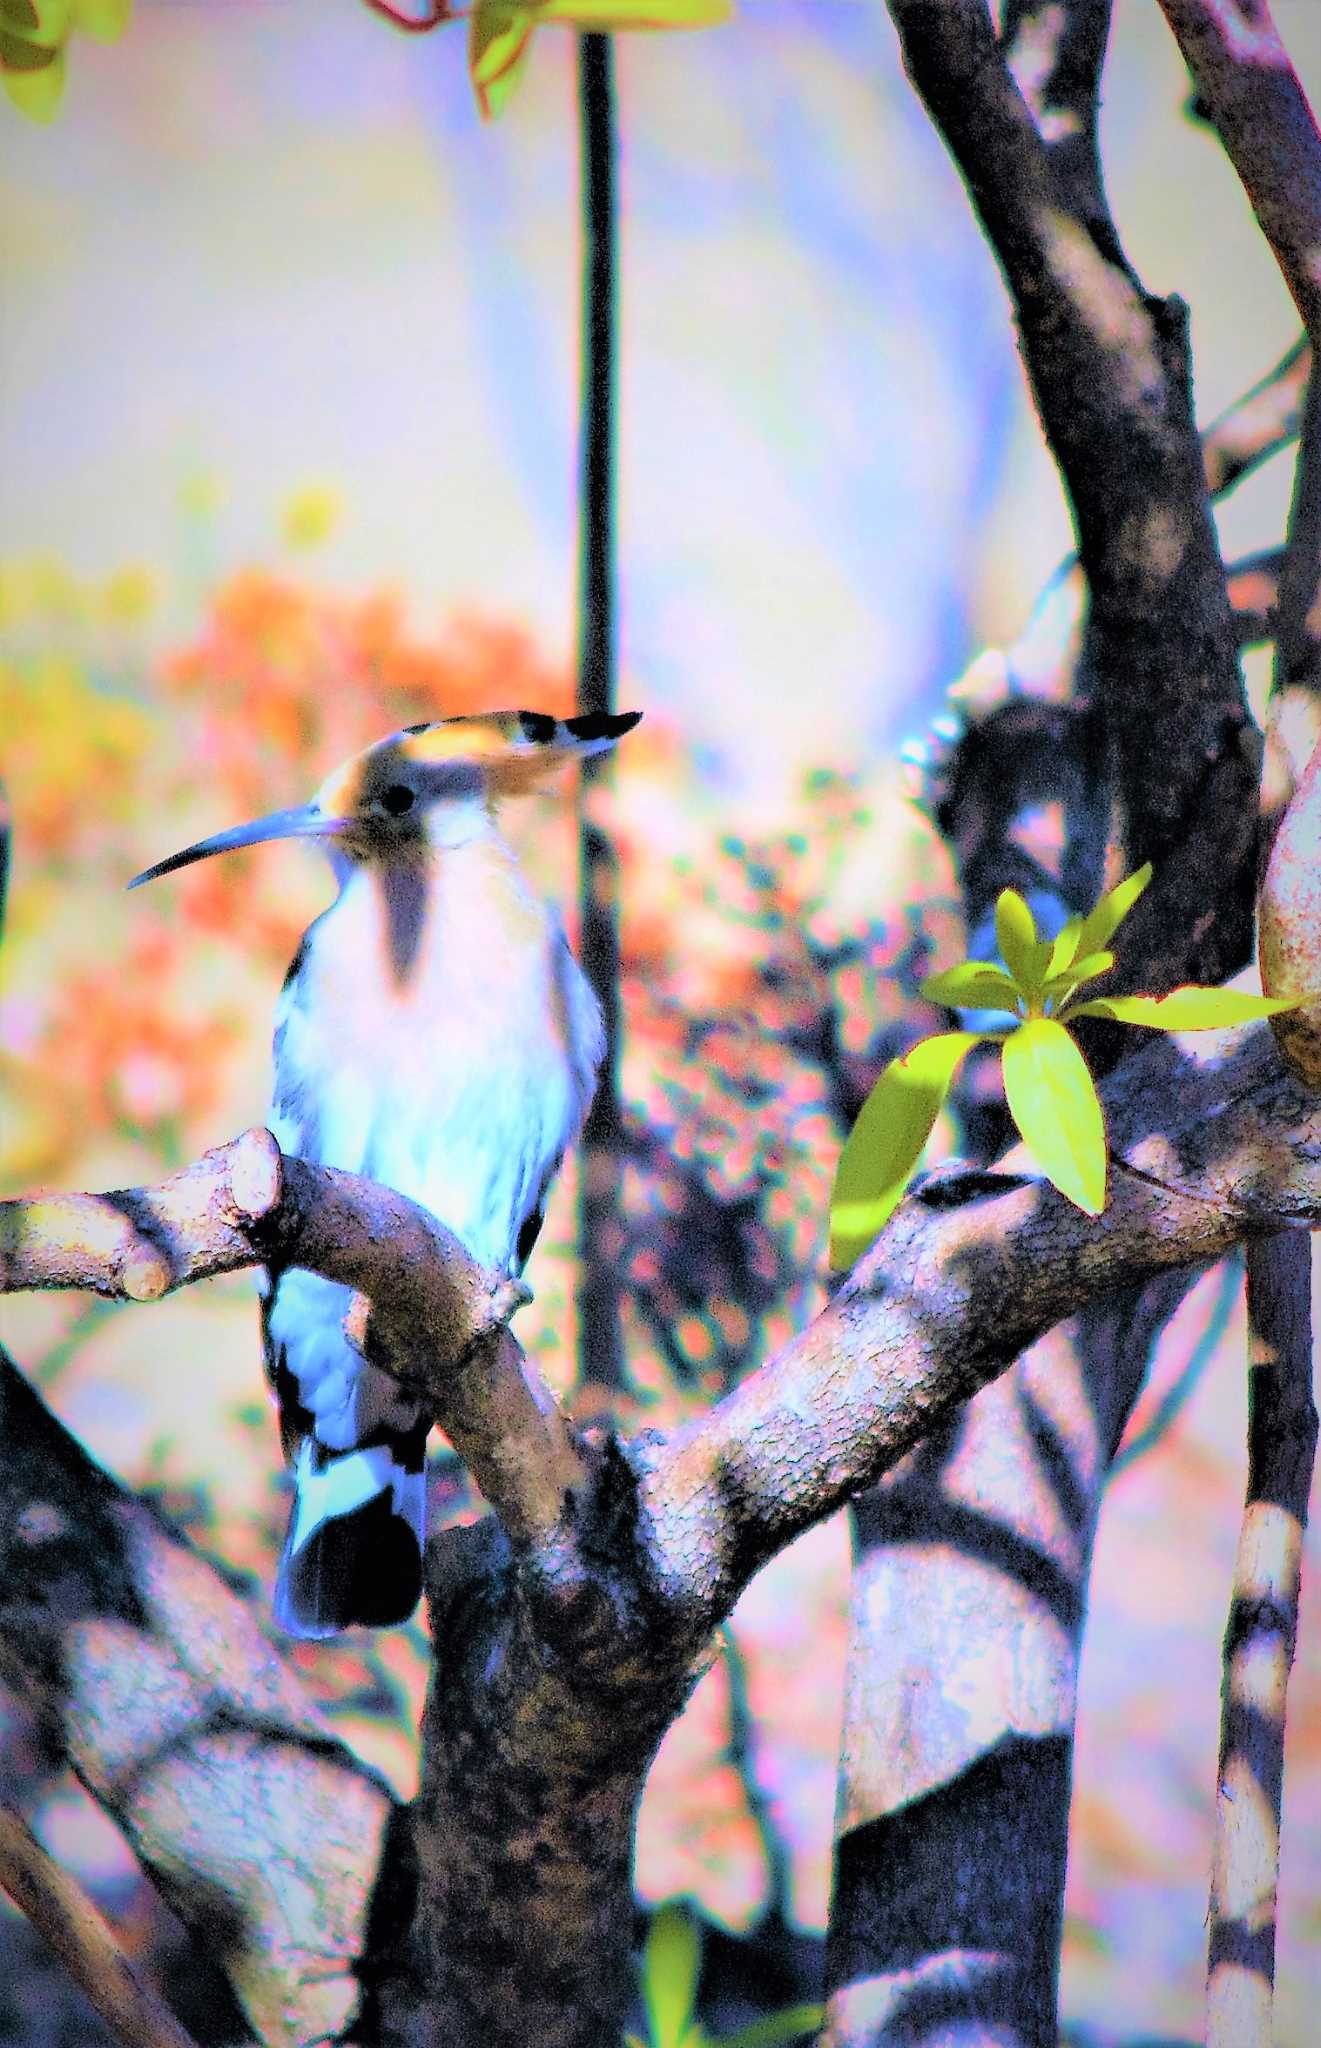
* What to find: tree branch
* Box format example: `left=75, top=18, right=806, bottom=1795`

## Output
left=1155, top=3, right=1321, bottom=844
left=998, top=0, right=1114, bottom=239
left=575, top=29, right=628, bottom=1394
left=0, top=1798, right=208, bottom=2048
left=1202, top=336, right=1309, bottom=499
left=0, top=1347, right=396, bottom=2048
left=634, top=1021, right=1319, bottom=1635
left=1157, top=1, right=1321, bottom=339
left=887, top=0, right=1259, bottom=997
left=1206, top=1228, right=1317, bottom=2048
left=0, top=1125, right=590, bottom=1552
left=1228, top=547, right=1283, bottom=647
left=12, top=1049, right=1315, bottom=1666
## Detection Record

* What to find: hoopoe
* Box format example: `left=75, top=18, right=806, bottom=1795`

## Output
left=131, top=707, right=640, bottom=1636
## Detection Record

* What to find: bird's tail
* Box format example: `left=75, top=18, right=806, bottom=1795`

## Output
left=273, top=1431, right=427, bottom=1639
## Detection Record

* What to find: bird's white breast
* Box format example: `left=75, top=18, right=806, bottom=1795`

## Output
left=270, top=832, right=602, bottom=1272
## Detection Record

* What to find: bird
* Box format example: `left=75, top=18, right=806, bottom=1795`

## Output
left=130, top=706, right=640, bottom=1637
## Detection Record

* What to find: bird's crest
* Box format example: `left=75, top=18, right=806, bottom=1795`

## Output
left=395, top=708, right=641, bottom=797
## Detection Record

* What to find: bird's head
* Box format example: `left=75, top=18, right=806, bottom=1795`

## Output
left=129, top=708, right=641, bottom=888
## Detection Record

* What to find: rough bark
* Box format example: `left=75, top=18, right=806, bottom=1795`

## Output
left=1206, top=1229, right=1317, bottom=2048
left=0, top=1354, right=394, bottom=2048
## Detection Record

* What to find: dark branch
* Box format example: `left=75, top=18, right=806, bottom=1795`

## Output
left=576, top=29, right=627, bottom=1392
left=0, top=1799, right=207, bottom=2048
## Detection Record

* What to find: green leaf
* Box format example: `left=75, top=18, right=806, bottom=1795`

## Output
left=70, top=0, right=130, bottom=43
left=641, top=1907, right=701, bottom=2048
left=919, top=960, right=1021, bottom=1009
left=829, top=1031, right=983, bottom=1267
left=994, top=888, right=1040, bottom=989
left=716, top=2005, right=825, bottom=2048
left=1064, top=986, right=1299, bottom=1030
left=1076, top=861, right=1152, bottom=956
left=1045, top=914, right=1084, bottom=978
left=1, top=36, right=63, bottom=113
left=468, top=4, right=535, bottom=119
left=31, top=0, right=70, bottom=34
left=1043, top=949, right=1114, bottom=1002
left=0, top=2, right=41, bottom=33
left=1001, top=1018, right=1106, bottom=1214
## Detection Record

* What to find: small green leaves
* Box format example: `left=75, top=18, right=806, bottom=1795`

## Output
left=1066, top=986, right=1297, bottom=1030
left=468, top=4, right=535, bottom=120
left=0, top=36, right=62, bottom=118
left=829, top=1030, right=983, bottom=1268
left=716, top=2008, right=825, bottom=2048
left=828, top=857, right=1297, bottom=1266
left=919, top=960, right=1020, bottom=1010
left=1001, top=1017, right=1106, bottom=1214
left=640, top=1906, right=702, bottom=2048
left=465, top=0, right=731, bottom=120
left=1075, top=860, right=1152, bottom=956
left=631, top=1904, right=822, bottom=2048
left=994, top=887, right=1042, bottom=990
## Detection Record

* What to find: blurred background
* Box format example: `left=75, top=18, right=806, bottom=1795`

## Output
left=2, top=1, right=1319, bottom=2041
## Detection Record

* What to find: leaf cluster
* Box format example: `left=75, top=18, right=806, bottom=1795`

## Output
left=829, top=865, right=1295, bottom=1267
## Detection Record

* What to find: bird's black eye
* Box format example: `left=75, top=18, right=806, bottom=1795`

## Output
left=382, top=784, right=415, bottom=816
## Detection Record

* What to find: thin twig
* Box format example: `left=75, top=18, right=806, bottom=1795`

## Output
left=575, top=30, right=626, bottom=1391
left=0, top=1798, right=206, bottom=2048
left=1202, top=337, right=1310, bottom=498
left=358, top=0, right=451, bottom=31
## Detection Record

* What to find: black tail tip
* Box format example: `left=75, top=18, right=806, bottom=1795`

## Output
left=275, top=1490, right=423, bottom=1638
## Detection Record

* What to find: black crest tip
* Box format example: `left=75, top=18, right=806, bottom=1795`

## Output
left=566, top=709, right=642, bottom=742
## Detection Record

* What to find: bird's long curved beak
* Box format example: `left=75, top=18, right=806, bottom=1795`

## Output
left=128, top=806, right=343, bottom=889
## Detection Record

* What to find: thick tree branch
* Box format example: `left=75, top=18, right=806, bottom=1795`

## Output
left=633, top=1021, right=1318, bottom=1635
left=1206, top=1228, right=1317, bottom=2048
left=10, top=1028, right=1313, bottom=1654
left=0, top=1125, right=590, bottom=1552
left=999, top=0, right=1114, bottom=240
left=0, top=1348, right=395, bottom=2048
left=0, top=1797, right=207, bottom=2048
